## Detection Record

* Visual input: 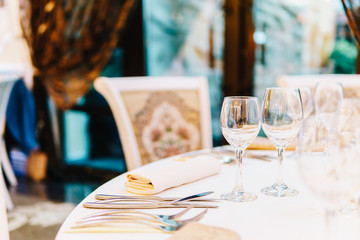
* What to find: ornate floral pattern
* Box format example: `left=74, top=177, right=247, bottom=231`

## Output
left=124, top=91, right=201, bottom=165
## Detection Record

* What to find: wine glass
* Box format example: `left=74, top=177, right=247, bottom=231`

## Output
left=314, top=81, right=343, bottom=131
left=220, top=96, right=261, bottom=202
left=297, top=115, right=360, bottom=239
left=314, top=81, right=343, bottom=153
left=336, top=98, right=360, bottom=213
left=299, top=87, right=314, bottom=119
left=261, top=87, right=303, bottom=197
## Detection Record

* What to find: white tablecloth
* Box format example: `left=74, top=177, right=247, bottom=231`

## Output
left=55, top=150, right=360, bottom=240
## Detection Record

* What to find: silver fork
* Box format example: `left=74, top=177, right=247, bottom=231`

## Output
left=81, top=207, right=192, bottom=222
left=72, top=209, right=208, bottom=232
left=142, top=210, right=207, bottom=232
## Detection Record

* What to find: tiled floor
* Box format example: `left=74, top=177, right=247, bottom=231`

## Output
left=8, top=188, right=76, bottom=240
left=7, top=164, right=125, bottom=240
left=14, top=158, right=127, bottom=202
left=14, top=176, right=102, bottom=204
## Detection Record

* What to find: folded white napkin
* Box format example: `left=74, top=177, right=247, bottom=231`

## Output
left=125, top=155, right=222, bottom=195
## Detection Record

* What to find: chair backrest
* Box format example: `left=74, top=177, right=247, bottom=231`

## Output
left=94, top=76, right=213, bottom=170
left=0, top=79, right=16, bottom=136
left=0, top=77, right=13, bottom=227
left=277, top=74, right=360, bottom=98
left=0, top=79, right=17, bottom=211
left=0, top=164, right=10, bottom=240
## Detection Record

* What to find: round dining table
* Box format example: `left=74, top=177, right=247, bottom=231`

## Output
left=55, top=149, right=360, bottom=240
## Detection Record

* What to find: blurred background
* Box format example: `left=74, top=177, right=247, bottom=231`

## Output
left=0, top=0, right=358, bottom=238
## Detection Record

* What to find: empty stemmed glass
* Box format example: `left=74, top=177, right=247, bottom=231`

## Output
left=297, top=113, right=360, bottom=239
left=261, top=88, right=303, bottom=197
left=220, top=96, right=261, bottom=202
left=314, top=81, right=343, bottom=154
left=336, top=98, right=360, bottom=213
left=299, top=87, right=314, bottom=119
left=314, top=81, right=343, bottom=130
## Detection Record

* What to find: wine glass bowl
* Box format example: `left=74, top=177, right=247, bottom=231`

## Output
left=299, top=87, right=314, bottom=119
left=314, top=81, right=343, bottom=130
left=297, top=114, right=360, bottom=239
left=337, top=98, right=360, bottom=138
left=220, top=96, right=261, bottom=202
left=297, top=117, right=360, bottom=205
left=261, top=87, right=303, bottom=197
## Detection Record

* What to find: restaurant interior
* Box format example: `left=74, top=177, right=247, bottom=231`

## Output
left=1, top=0, right=360, bottom=239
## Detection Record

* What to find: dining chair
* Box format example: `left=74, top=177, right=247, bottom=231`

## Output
left=0, top=79, right=17, bottom=210
left=277, top=74, right=360, bottom=98
left=0, top=75, right=12, bottom=240
left=0, top=168, right=10, bottom=240
left=94, top=76, right=213, bottom=170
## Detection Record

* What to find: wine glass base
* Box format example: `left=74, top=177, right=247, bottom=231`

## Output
left=339, top=201, right=359, bottom=214
left=261, top=183, right=298, bottom=197
left=221, top=191, right=257, bottom=202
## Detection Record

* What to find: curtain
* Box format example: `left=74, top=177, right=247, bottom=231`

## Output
left=341, top=0, right=360, bottom=73
left=19, top=0, right=135, bottom=109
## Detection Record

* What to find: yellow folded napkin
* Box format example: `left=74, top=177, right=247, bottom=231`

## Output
left=167, top=222, right=241, bottom=240
left=125, top=155, right=222, bottom=195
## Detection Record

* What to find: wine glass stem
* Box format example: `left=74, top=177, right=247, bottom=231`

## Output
left=232, top=149, right=244, bottom=193
left=325, top=127, right=334, bottom=154
left=324, top=207, right=338, bottom=240
left=275, top=147, right=285, bottom=185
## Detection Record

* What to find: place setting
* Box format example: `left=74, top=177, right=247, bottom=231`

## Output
left=67, top=190, right=220, bottom=234
left=66, top=154, right=223, bottom=234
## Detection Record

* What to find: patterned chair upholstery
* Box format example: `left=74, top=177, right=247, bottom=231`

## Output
left=94, top=76, right=213, bottom=170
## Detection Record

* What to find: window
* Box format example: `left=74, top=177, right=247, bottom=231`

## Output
left=143, top=0, right=225, bottom=145
left=253, top=0, right=357, bottom=100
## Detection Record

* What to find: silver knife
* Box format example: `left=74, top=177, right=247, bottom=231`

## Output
left=168, top=191, right=214, bottom=204
left=95, top=191, right=218, bottom=202
left=83, top=201, right=218, bottom=209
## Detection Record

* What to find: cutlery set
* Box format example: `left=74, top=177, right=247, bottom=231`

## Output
left=70, top=149, right=274, bottom=233
left=71, top=191, right=217, bottom=232
left=72, top=208, right=208, bottom=232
